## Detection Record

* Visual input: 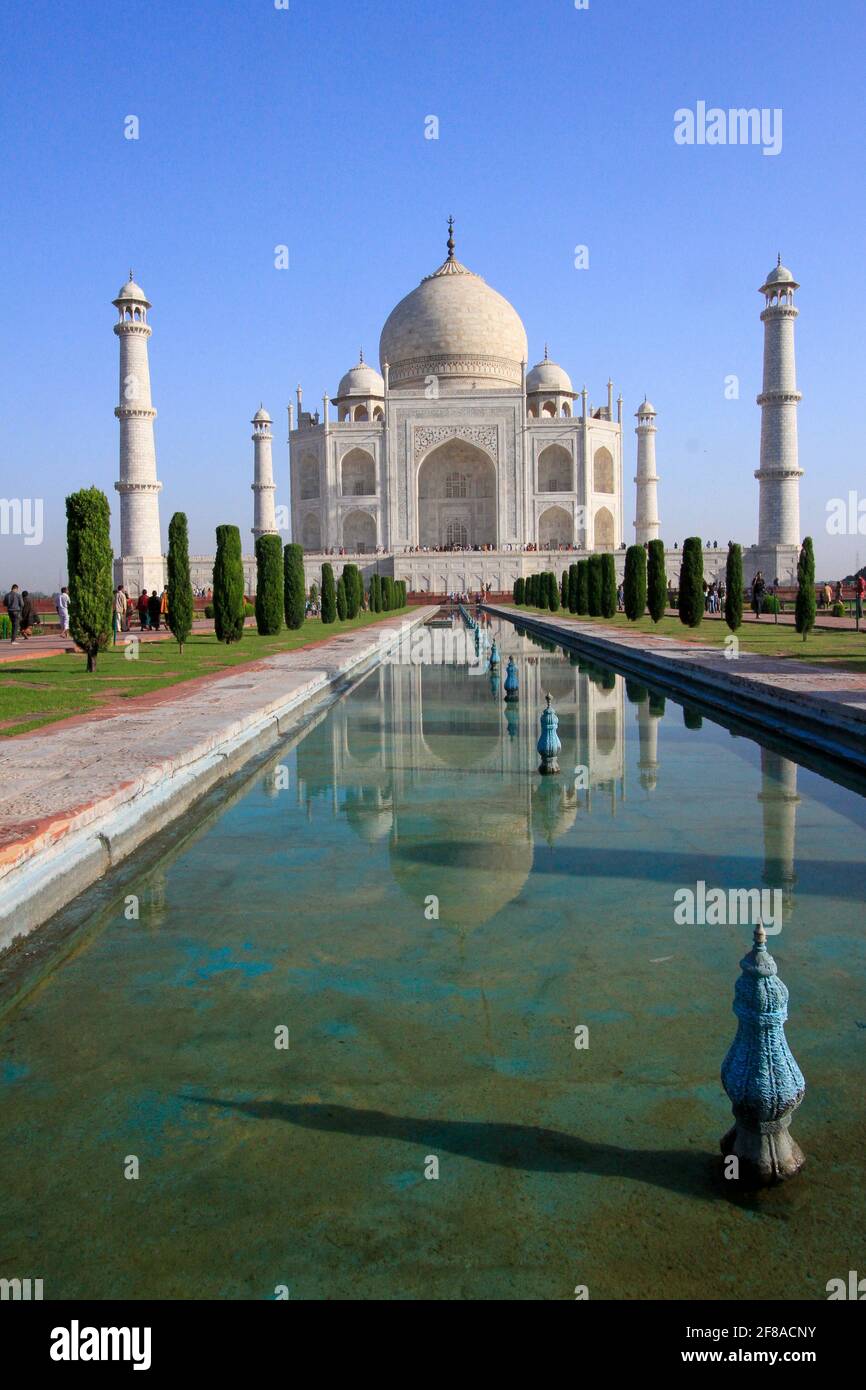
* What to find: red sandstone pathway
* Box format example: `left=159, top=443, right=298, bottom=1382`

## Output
left=0, top=617, right=252, bottom=664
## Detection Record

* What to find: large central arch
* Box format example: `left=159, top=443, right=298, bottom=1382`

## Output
left=417, top=439, right=497, bottom=548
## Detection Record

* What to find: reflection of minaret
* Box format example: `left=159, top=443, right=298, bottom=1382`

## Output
left=758, top=749, right=799, bottom=911
left=636, top=697, right=660, bottom=792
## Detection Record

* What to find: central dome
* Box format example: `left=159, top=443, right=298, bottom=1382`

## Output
left=379, top=227, right=527, bottom=391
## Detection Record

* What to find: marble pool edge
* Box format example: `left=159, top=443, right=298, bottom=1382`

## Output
left=486, top=604, right=866, bottom=776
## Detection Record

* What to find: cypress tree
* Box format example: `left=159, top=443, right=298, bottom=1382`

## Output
left=601, top=553, right=617, bottom=618
left=283, top=542, right=305, bottom=629
left=373, top=574, right=382, bottom=612
left=678, top=536, right=704, bottom=628
left=525, top=575, right=534, bottom=606
left=795, top=536, right=816, bottom=642
left=560, top=570, right=569, bottom=607
left=321, top=562, right=337, bottom=623
left=336, top=574, right=348, bottom=620
left=66, top=486, right=114, bottom=672
left=343, top=564, right=360, bottom=618
left=213, top=523, right=245, bottom=643
left=167, top=511, right=194, bottom=654
left=568, top=563, right=579, bottom=613
left=587, top=555, right=603, bottom=615
left=724, top=542, right=744, bottom=632
left=576, top=560, right=589, bottom=614
left=514, top=577, right=525, bottom=605
left=623, top=544, right=647, bottom=622
left=383, top=576, right=393, bottom=611
left=254, top=533, right=283, bottom=635
left=647, top=539, right=667, bottom=623
left=548, top=571, right=559, bottom=612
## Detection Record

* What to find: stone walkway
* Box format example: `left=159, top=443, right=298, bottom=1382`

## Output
left=0, top=609, right=435, bottom=943
left=487, top=604, right=866, bottom=765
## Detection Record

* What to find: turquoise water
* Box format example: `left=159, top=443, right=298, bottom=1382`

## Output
left=1, top=616, right=865, bottom=1300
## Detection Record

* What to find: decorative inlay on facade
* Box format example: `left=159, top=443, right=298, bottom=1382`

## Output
left=413, top=424, right=499, bottom=462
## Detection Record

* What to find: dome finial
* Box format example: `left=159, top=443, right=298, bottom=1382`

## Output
left=777, top=252, right=782, bottom=266
left=447, top=215, right=455, bottom=261
left=543, top=342, right=549, bottom=361
left=129, top=268, right=134, bottom=281
left=359, top=347, right=364, bottom=364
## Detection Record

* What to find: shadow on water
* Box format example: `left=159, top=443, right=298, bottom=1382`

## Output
left=187, top=1095, right=728, bottom=1203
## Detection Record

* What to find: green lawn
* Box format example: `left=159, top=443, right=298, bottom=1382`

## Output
left=0, top=608, right=411, bottom=738
left=507, top=604, right=866, bottom=673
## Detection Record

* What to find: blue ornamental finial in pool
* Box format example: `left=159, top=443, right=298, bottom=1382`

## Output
left=537, top=692, right=561, bottom=775
left=504, top=655, right=519, bottom=702
left=489, top=640, right=500, bottom=667
left=720, top=923, right=806, bottom=1183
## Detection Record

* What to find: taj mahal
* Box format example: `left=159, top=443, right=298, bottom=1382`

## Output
left=111, top=221, right=804, bottom=598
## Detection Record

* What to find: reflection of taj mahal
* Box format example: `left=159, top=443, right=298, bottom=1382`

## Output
left=288, top=628, right=801, bottom=932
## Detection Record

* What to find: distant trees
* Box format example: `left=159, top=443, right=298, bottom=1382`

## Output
left=213, top=524, right=245, bottom=643
left=587, top=555, right=603, bottom=615
left=576, top=560, right=589, bottom=615
left=283, top=543, right=305, bottom=629
left=623, top=544, right=647, bottom=622
left=254, top=534, right=283, bottom=635
left=647, top=539, right=667, bottom=623
left=342, top=563, right=362, bottom=618
left=547, top=570, right=559, bottom=612
left=678, top=536, right=704, bottom=628
left=320, top=562, right=337, bottom=623
left=66, top=486, right=113, bottom=671
left=725, top=542, right=743, bottom=632
left=560, top=570, right=569, bottom=607
left=795, top=536, right=816, bottom=642
left=514, top=577, right=525, bottom=605
left=336, top=574, right=348, bottom=621
left=568, top=563, right=579, bottom=613
left=600, top=553, right=617, bottom=618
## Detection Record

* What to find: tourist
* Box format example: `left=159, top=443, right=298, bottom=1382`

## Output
left=160, top=586, right=169, bottom=626
left=617, top=582, right=624, bottom=611
left=125, top=592, right=134, bottom=631
left=752, top=570, right=766, bottom=619
left=138, top=589, right=150, bottom=629
left=822, top=582, right=832, bottom=610
left=834, top=580, right=843, bottom=608
left=113, top=586, right=126, bottom=644
left=148, top=589, right=161, bottom=631
left=55, top=586, right=70, bottom=638
left=19, top=590, right=35, bottom=639
left=857, top=573, right=866, bottom=624
left=3, top=583, right=23, bottom=644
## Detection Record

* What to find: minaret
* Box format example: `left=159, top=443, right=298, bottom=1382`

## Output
left=634, top=398, right=660, bottom=545
left=755, top=257, right=803, bottom=549
left=113, top=273, right=163, bottom=593
left=251, top=405, right=277, bottom=539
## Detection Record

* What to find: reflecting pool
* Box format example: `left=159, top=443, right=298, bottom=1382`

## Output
left=1, top=616, right=865, bottom=1300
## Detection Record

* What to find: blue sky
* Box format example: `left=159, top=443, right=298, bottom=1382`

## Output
left=2, top=0, right=865, bottom=587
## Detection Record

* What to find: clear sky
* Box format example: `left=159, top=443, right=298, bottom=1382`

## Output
left=2, top=0, right=865, bottom=588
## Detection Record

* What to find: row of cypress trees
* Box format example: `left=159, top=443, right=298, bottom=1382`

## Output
left=511, top=535, right=818, bottom=640
left=61, top=487, right=409, bottom=670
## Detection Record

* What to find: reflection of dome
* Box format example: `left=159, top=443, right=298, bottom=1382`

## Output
left=390, top=790, right=532, bottom=930
left=526, top=350, right=573, bottom=396
left=532, top=778, right=578, bottom=846
left=379, top=224, right=528, bottom=390
left=344, top=787, right=394, bottom=842
left=336, top=354, right=385, bottom=400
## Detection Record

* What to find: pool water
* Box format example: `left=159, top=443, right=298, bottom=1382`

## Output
left=1, top=616, right=865, bottom=1300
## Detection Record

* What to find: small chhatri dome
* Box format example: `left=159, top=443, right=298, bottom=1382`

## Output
left=114, top=271, right=150, bottom=305
left=637, top=397, right=657, bottom=417
left=252, top=404, right=272, bottom=423
left=336, top=351, right=385, bottom=400
left=379, top=217, right=528, bottom=390
left=761, top=255, right=799, bottom=292
left=526, top=345, right=573, bottom=396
